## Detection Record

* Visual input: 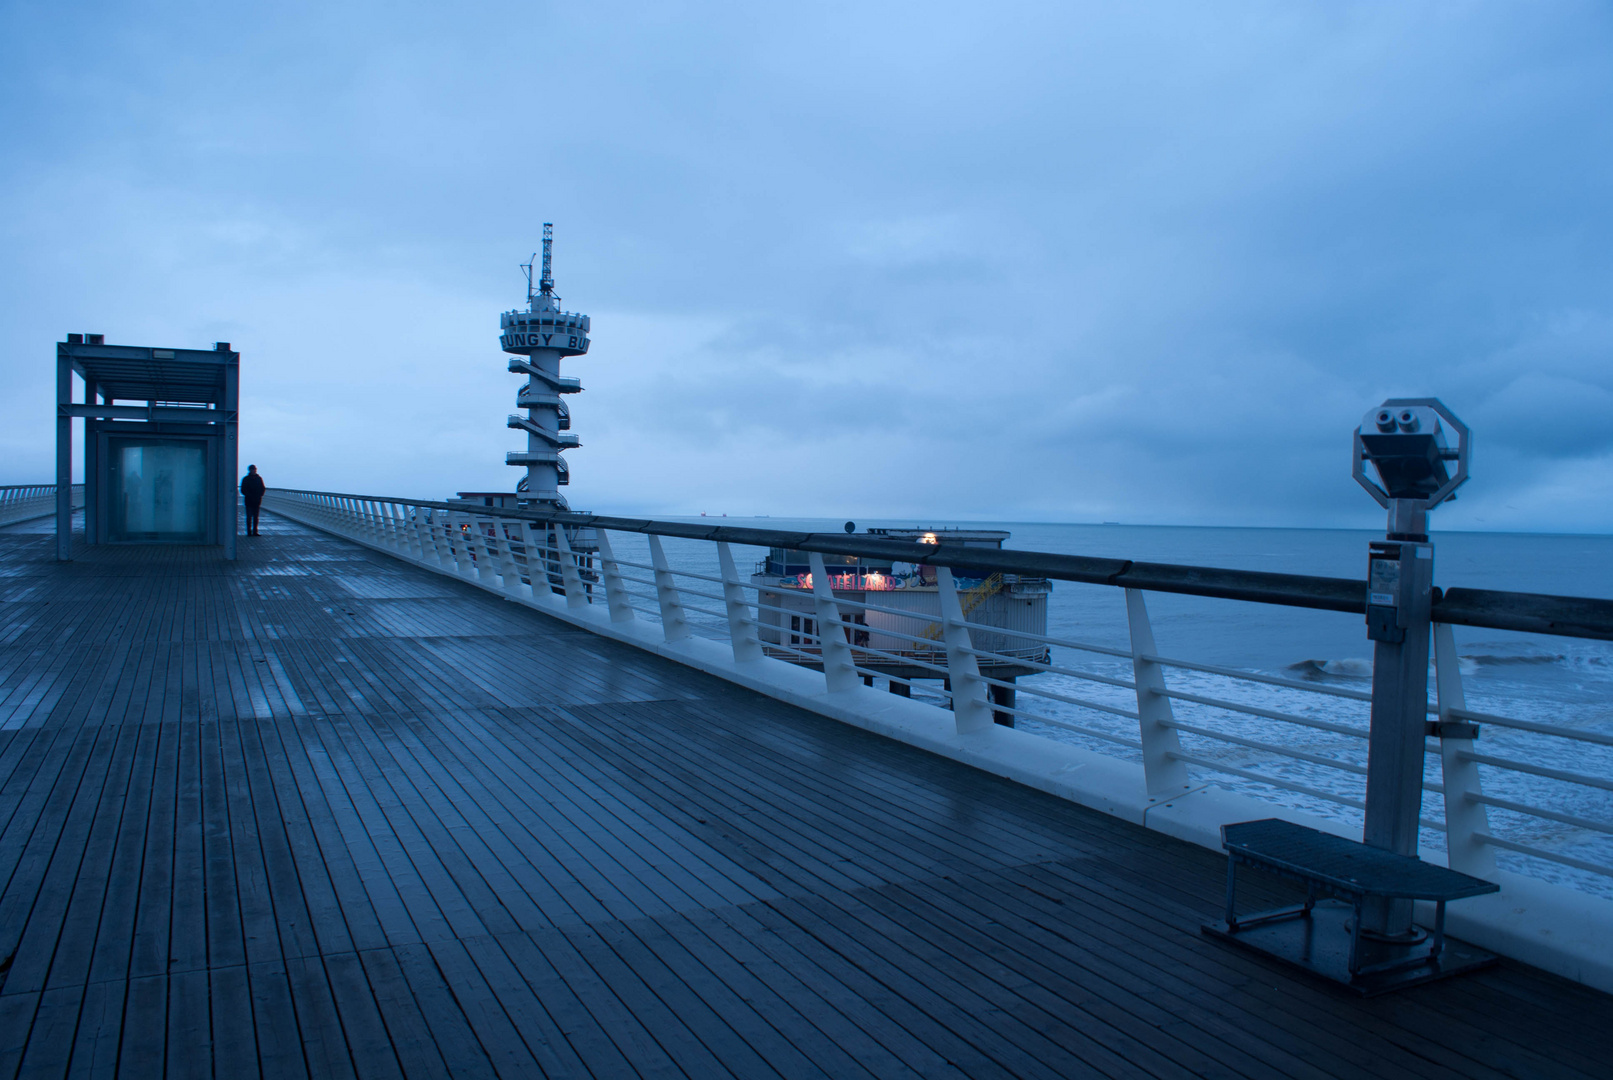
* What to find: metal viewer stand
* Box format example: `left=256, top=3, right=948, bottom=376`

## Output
left=1205, top=398, right=1500, bottom=994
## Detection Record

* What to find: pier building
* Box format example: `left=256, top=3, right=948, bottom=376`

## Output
left=754, top=526, right=1051, bottom=722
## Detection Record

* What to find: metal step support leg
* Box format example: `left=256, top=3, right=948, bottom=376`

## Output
left=719, top=543, right=763, bottom=663
left=1125, top=588, right=1193, bottom=800
left=1435, top=621, right=1497, bottom=877
left=593, top=531, right=635, bottom=624
left=554, top=526, right=589, bottom=610
left=936, top=566, right=994, bottom=733
left=808, top=553, right=860, bottom=694
left=648, top=535, right=690, bottom=642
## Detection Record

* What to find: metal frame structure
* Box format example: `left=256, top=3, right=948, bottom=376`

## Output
left=56, top=335, right=239, bottom=560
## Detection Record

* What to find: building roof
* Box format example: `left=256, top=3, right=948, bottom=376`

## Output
left=60, top=340, right=237, bottom=405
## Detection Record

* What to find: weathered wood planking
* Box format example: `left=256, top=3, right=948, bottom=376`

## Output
left=0, top=514, right=1607, bottom=1079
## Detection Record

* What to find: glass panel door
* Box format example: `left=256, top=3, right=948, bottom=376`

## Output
left=109, top=439, right=208, bottom=542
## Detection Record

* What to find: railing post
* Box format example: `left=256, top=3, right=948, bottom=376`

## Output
left=935, top=566, right=994, bottom=732
left=1434, top=622, right=1496, bottom=877
left=718, top=542, right=763, bottom=663
left=648, top=535, right=690, bottom=641
left=491, top=522, right=523, bottom=597
left=447, top=512, right=476, bottom=579
left=406, top=505, right=428, bottom=560
left=471, top=518, right=501, bottom=585
left=554, top=526, right=589, bottom=610
left=593, top=530, right=635, bottom=623
left=411, top=509, right=437, bottom=565
left=515, top=523, right=545, bottom=601
left=808, top=553, right=860, bottom=693
left=385, top=503, right=408, bottom=555
left=1125, top=589, right=1193, bottom=799
left=364, top=500, right=385, bottom=545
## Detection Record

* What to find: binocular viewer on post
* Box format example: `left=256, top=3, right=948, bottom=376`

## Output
left=1353, top=398, right=1470, bottom=542
left=1353, top=398, right=1469, bottom=511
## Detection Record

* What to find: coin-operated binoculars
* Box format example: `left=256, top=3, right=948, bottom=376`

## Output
left=1353, top=399, right=1470, bottom=938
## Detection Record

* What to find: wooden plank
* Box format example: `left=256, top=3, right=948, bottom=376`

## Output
left=943, top=863, right=1461, bottom=1080
left=701, top=903, right=966, bottom=1078
left=513, top=926, right=692, bottom=1080
left=15, top=984, right=82, bottom=1080
left=0, top=720, right=125, bottom=986
left=655, top=910, right=888, bottom=1080
left=116, top=975, right=166, bottom=1078
left=593, top=914, right=825, bottom=1079
left=199, top=712, right=247, bottom=972
left=319, top=952, right=403, bottom=1080
left=419, top=938, right=545, bottom=1078
left=128, top=722, right=179, bottom=980
left=0, top=992, right=40, bottom=1080
left=248, top=961, right=310, bottom=1080
left=209, top=965, right=261, bottom=1080
left=168, top=722, right=207, bottom=974
left=65, top=979, right=124, bottom=1080
left=166, top=969, right=212, bottom=1080
left=15, top=721, right=141, bottom=995
left=285, top=956, right=357, bottom=1080
left=354, top=947, right=451, bottom=1080
left=388, top=943, right=495, bottom=1080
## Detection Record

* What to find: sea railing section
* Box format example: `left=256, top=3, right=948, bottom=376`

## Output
left=0, top=484, right=82, bottom=527
left=261, top=487, right=1613, bottom=900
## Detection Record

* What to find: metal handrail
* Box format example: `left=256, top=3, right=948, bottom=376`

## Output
left=265, top=488, right=1613, bottom=639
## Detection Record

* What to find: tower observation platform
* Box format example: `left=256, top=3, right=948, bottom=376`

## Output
left=502, top=223, right=590, bottom=509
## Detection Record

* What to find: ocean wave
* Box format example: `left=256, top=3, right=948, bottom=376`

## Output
left=1286, top=658, right=1374, bottom=679
left=1463, top=653, right=1567, bottom=668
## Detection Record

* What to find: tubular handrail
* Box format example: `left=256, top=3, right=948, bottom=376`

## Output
left=264, top=488, right=1613, bottom=639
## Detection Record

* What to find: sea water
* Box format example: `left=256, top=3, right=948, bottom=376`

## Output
left=647, top=519, right=1613, bottom=898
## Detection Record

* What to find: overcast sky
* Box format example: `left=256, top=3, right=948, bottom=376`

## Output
left=3, top=2, right=1611, bottom=531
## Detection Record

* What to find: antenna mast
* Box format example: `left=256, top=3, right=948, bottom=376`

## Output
left=540, top=222, right=555, bottom=296
left=520, top=254, right=536, bottom=301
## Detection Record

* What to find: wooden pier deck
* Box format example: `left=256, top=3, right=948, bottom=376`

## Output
left=0, top=512, right=1608, bottom=1078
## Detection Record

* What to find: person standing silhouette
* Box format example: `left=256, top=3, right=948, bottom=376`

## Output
left=241, top=465, right=266, bottom=536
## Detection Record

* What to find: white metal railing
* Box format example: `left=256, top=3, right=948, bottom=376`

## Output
left=0, top=484, right=83, bottom=527
left=261, top=488, right=1613, bottom=899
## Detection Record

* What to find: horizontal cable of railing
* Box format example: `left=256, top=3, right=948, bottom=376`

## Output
left=266, top=488, right=1613, bottom=641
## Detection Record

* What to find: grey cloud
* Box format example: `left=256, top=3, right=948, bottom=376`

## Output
left=2, top=2, right=1611, bottom=533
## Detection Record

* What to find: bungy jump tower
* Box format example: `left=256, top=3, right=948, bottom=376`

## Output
left=459, top=223, right=598, bottom=590
left=502, top=223, right=589, bottom=508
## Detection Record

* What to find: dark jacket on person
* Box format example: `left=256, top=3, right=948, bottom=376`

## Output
left=240, top=474, right=266, bottom=504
